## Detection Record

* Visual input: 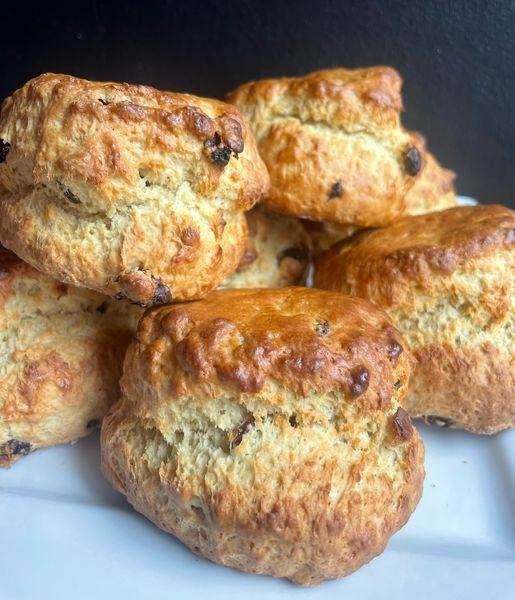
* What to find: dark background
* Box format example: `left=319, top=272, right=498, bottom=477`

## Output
left=2, top=1, right=514, bottom=206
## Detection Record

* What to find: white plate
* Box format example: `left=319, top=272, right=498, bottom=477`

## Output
left=2, top=196, right=514, bottom=599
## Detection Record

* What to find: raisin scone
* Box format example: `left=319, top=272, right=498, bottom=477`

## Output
left=228, top=67, right=424, bottom=227
left=314, top=204, right=515, bottom=434
left=101, top=288, right=424, bottom=585
left=0, top=248, right=141, bottom=467
left=0, top=74, right=269, bottom=306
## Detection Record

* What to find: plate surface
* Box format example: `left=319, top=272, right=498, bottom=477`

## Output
left=1, top=197, right=514, bottom=599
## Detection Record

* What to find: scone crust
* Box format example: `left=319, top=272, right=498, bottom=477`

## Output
left=314, top=205, right=514, bottom=307
left=0, top=73, right=270, bottom=304
left=221, top=208, right=310, bottom=288
left=314, top=205, right=515, bottom=433
left=304, top=144, right=456, bottom=255
left=228, top=67, right=423, bottom=227
left=408, top=343, right=514, bottom=434
left=102, top=288, right=424, bottom=584
left=0, top=248, right=141, bottom=466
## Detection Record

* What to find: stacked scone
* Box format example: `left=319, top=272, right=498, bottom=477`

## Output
left=0, top=67, right=512, bottom=585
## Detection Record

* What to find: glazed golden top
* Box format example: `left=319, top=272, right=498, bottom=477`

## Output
left=1, top=73, right=267, bottom=205
left=123, top=287, right=410, bottom=414
left=314, top=205, right=515, bottom=307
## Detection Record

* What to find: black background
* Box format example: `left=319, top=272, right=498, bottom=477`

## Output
left=2, top=0, right=514, bottom=207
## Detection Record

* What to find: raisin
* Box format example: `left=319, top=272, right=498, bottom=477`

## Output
left=64, top=189, right=80, bottom=203
left=152, top=279, right=172, bottom=305
left=0, top=139, right=11, bottom=163
left=387, top=341, right=403, bottom=361
left=56, top=283, right=68, bottom=296
left=228, top=415, right=255, bottom=450
left=328, top=180, right=344, bottom=200
left=350, top=366, right=369, bottom=397
left=58, top=181, right=81, bottom=204
left=289, top=414, right=299, bottom=427
left=96, top=301, right=109, bottom=314
left=205, top=132, right=222, bottom=149
left=277, top=246, right=308, bottom=264
left=403, top=146, right=422, bottom=176
left=393, top=380, right=402, bottom=390
left=204, top=132, right=234, bottom=166
left=0, top=439, right=31, bottom=459
left=314, top=320, right=330, bottom=335
left=392, top=407, right=413, bottom=440
left=210, top=146, right=232, bottom=166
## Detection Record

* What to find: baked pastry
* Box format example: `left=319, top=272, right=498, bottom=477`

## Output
left=228, top=67, right=424, bottom=227
left=304, top=143, right=456, bottom=255
left=221, top=208, right=310, bottom=288
left=101, top=288, right=424, bottom=585
left=0, top=74, right=269, bottom=306
left=314, top=205, right=515, bottom=434
left=0, top=247, right=141, bottom=467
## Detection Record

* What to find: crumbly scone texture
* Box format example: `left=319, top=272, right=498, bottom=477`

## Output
left=0, top=73, right=270, bottom=305
left=304, top=143, right=456, bottom=255
left=228, top=67, right=424, bottom=227
left=101, top=288, right=424, bottom=585
left=0, top=248, right=142, bottom=467
left=314, top=205, right=515, bottom=433
left=221, top=208, right=310, bottom=288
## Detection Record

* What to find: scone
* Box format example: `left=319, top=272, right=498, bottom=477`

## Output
left=314, top=205, right=515, bottom=434
left=0, top=74, right=269, bottom=305
left=221, top=208, right=310, bottom=288
left=228, top=67, right=424, bottom=227
left=0, top=247, right=141, bottom=467
left=304, top=144, right=456, bottom=255
left=101, top=288, right=424, bottom=585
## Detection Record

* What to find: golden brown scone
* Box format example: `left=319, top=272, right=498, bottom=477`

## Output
left=0, top=247, right=141, bottom=467
left=304, top=142, right=456, bottom=255
left=228, top=67, right=424, bottom=227
left=0, top=74, right=269, bottom=306
left=221, top=208, right=310, bottom=288
left=101, top=288, right=424, bottom=585
left=314, top=205, right=515, bottom=434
